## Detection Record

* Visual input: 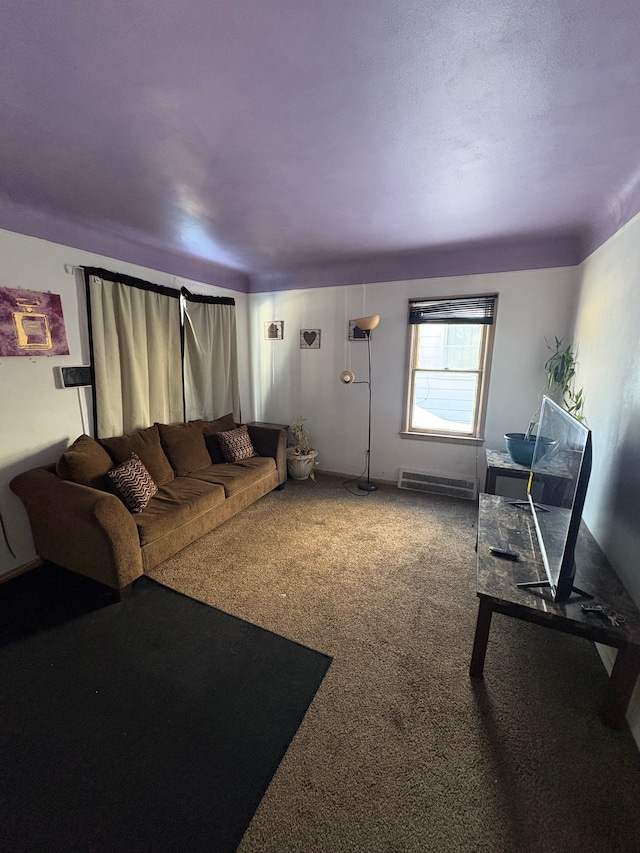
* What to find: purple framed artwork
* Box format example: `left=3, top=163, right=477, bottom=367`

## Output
left=0, top=287, right=69, bottom=356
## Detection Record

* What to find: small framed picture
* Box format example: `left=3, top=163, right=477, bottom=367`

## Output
left=300, top=329, right=321, bottom=349
left=264, top=320, right=284, bottom=340
left=348, top=320, right=368, bottom=341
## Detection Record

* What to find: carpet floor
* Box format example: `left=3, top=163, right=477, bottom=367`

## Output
left=0, top=567, right=331, bottom=853
left=147, top=473, right=640, bottom=853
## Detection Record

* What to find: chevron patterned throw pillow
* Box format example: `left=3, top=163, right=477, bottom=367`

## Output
left=107, top=452, right=158, bottom=513
left=216, top=425, right=258, bottom=463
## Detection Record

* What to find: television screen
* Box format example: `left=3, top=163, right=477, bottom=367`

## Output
left=526, top=396, right=592, bottom=601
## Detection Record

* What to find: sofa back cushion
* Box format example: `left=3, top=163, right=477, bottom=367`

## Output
left=157, top=420, right=211, bottom=476
left=202, top=413, right=237, bottom=463
left=99, top=424, right=175, bottom=486
left=56, top=434, right=113, bottom=490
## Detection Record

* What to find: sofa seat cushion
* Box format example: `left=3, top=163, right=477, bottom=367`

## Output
left=135, top=477, right=226, bottom=546
left=100, top=424, right=175, bottom=486
left=157, top=420, right=211, bottom=476
left=185, top=457, right=276, bottom=498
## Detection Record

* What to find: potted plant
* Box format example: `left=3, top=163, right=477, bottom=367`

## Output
left=538, top=336, right=585, bottom=423
left=505, top=337, right=585, bottom=466
left=286, top=416, right=318, bottom=481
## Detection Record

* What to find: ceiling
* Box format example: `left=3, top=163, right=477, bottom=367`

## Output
left=1, top=1, right=639, bottom=292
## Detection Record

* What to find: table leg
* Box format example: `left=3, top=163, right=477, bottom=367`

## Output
left=600, top=643, right=640, bottom=730
left=470, top=598, right=494, bottom=678
left=484, top=468, right=497, bottom=495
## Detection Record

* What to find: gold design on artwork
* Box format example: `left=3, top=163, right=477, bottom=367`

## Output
left=13, top=298, right=52, bottom=349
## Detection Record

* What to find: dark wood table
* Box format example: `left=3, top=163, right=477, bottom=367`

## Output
left=484, top=449, right=573, bottom=504
left=470, top=494, right=640, bottom=729
left=247, top=421, right=289, bottom=431
left=484, top=449, right=530, bottom=494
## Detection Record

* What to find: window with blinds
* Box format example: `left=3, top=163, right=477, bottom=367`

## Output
left=404, top=294, right=497, bottom=439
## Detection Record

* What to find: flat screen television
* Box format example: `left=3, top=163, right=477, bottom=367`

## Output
left=516, top=395, right=592, bottom=602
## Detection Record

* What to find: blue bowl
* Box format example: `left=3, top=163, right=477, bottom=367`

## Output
left=504, top=433, right=536, bottom=467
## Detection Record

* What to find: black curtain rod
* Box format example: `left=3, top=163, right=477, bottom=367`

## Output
left=181, top=286, right=235, bottom=306
left=83, top=268, right=235, bottom=305
left=83, top=267, right=182, bottom=299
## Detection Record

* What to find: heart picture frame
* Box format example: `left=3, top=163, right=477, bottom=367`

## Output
left=300, top=329, right=321, bottom=349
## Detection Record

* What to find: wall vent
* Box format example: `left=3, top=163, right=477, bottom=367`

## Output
left=397, top=468, right=478, bottom=501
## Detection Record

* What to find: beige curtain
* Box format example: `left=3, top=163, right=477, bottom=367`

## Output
left=183, top=295, right=240, bottom=422
left=88, top=274, right=183, bottom=437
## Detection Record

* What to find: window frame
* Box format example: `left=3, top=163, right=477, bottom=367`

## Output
left=401, top=294, right=497, bottom=444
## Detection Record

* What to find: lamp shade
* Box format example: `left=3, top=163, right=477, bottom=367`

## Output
left=340, top=369, right=356, bottom=384
left=354, top=314, right=380, bottom=332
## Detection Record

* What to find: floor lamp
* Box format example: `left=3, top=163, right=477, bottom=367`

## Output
left=340, top=314, right=380, bottom=491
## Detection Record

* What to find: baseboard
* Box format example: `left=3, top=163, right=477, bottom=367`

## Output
left=317, top=469, right=398, bottom=487
left=0, top=558, right=43, bottom=584
left=596, top=642, right=640, bottom=750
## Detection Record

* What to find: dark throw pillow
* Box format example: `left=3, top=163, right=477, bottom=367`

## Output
left=107, top=453, right=158, bottom=513
left=216, top=425, right=258, bottom=463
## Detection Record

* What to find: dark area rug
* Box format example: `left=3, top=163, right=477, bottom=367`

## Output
left=0, top=565, right=332, bottom=853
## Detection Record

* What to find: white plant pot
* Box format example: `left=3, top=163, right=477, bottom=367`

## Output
left=286, top=449, right=318, bottom=481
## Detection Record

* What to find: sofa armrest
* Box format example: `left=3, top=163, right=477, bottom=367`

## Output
left=246, top=425, right=287, bottom=486
left=10, top=467, right=143, bottom=590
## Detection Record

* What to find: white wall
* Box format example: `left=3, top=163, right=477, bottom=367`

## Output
left=250, top=267, right=579, bottom=485
left=0, top=228, right=250, bottom=576
left=574, top=212, right=640, bottom=602
left=573, top=211, right=640, bottom=743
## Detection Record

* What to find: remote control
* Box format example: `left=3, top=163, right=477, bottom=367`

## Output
left=489, top=546, right=520, bottom=561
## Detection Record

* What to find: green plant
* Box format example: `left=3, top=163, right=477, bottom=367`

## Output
left=291, top=416, right=313, bottom=454
left=544, top=337, right=585, bottom=421
left=525, top=337, right=585, bottom=438
left=289, top=415, right=317, bottom=480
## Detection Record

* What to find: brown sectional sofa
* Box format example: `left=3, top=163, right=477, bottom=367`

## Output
left=10, top=416, right=287, bottom=597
